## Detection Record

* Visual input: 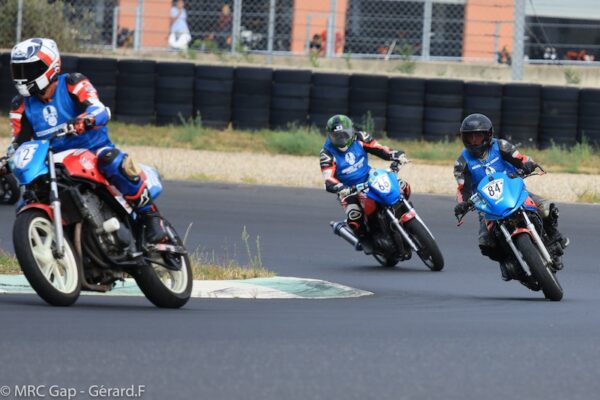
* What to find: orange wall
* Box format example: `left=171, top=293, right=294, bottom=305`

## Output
left=463, top=0, right=515, bottom=61
left=291, top=0, right=348, bottom=54
left=118, top=0, right=171, bottom=49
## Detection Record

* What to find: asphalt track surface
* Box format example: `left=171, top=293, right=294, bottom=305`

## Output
left=0, top=181, right=599, bottom=400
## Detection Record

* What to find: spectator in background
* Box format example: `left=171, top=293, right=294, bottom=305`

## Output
left=309, top=33, right=322, bottom=56
left=169, top=0, right=191, bottom=51
left=216, top=4, right=233, bottom=49
left=497, top=46, right=512, bottom=65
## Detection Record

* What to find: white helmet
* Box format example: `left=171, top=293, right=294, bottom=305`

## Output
left=10, top=38, right=61, bottom=97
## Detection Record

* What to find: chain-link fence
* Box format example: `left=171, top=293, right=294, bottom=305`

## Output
left=1, top=0, right=600, bottom=66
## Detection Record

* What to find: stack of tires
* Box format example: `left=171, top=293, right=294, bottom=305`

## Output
left=194, top=65, right=234, bottom=129
left=155, top=62, right=194, bottom=126
left=578, top=88, right=600, bottom=146
left=232, top=67, right=272, bottom=130
left=386, top=77, right=425, bottom=140
left=463, top=82, right=502, bottom=135
left=60, top=55, right=79, bottom=74
left=77, top=57, right=117, bottom=113
left=116, top=60, right=156, bottom=125
left=270, top=69, right=311, bottom=130
left=538, top=86, right=579, bottom=148
left=349, top=74, right=387, bottom=133
left=309, top=72, right=349, bottom=132
left=0, top=53, right=16, bottom=112
left=423, top=79, right=464, bottom=141
left=501, top=83, right=541, bottom=147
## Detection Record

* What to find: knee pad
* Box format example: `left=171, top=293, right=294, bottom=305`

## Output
left=346, top=204, right=363, bottom=222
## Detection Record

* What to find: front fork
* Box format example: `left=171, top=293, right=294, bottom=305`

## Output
left=48, top=150, right=65, bottom=258
left=385, top=199, right=419, bottom=252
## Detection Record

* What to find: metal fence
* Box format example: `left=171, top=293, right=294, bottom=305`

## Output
left=1, top=0, right=600, bottom=67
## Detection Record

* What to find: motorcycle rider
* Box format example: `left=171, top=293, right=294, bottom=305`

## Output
left=453, top=113, right=569, bottom=279
left=320, top=114, right=408, bottom=252
left=3, top=37, right=168, bottom=244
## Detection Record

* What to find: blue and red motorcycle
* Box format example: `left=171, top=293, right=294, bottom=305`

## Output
left=331, top=160, right=444, bottom=270
left=8, top=128, right=192, bottom=307
left=457, top=167, right=564, bottom=301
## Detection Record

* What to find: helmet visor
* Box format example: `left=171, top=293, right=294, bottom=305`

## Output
left=11, top=60, right=47, bottom=82
left=462, top=131, right=486, bottom=146
left=328, top=128, right=353, bottom=148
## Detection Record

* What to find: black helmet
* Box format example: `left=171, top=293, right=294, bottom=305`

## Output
left=326, top=114, right=355, bottom=148
left=460, top=113, right=494, bottom=158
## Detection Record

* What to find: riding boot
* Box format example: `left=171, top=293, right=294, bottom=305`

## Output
left=139, top=204, right=169, bottom=245
left=349, top=220, right=373, bottom=254
left=543, top=203, right=569, bottom=270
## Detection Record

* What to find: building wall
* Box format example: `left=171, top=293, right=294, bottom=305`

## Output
left=462, top=0, right=514, bottom=61
left=118, top=0, right=171, bottom=48
left=290, top=0, right=348, bottom=54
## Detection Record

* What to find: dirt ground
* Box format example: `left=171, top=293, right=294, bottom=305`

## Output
left=1, top=137, right=598, bottom=203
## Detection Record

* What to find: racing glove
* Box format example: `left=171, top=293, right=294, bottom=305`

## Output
left=336, top=185, right=352, bottom=200
left=68, top=114, right=96, bottom=135
left=521, top=160, right=539, bottom=175
left=454, top=201, right=470, bottom=218
left=390, top=150, right=408, bottom=163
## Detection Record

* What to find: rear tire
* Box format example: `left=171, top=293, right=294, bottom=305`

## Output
left=404, top=218, right=444, bottom=271
left=134, top=221, right=192, bottom=308
left=13, top=210, right=81, bottom=306
left=514, top=234, right=563, bottom=301
left=0, top=174, right=20, bottom=205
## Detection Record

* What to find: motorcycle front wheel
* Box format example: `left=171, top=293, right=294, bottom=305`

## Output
left=514, top=233, right=563, bottom=301
left=404, top=218, right=444, bottom=271
left=0, top=174, right=20, bottom=205
left=13, top=210, right=82, bottom=306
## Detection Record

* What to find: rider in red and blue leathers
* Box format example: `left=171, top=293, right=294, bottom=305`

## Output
left=6, top=38, right=167, bottom=243
left=320, top=114, right=408, bottom=250
left=453, top=113, right=569, bottom=278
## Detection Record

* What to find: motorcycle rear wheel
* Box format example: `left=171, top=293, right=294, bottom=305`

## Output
left=13, top=210, right=82, bottom=306
left=0, top=174, right=20, bottom=205
left=514, top=233, right=563, bottom=301
left=404, top=218, right=444, bottom=271
left=134, top=221, right=192, bottom=308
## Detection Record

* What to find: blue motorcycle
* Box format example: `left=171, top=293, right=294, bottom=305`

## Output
left=331, top=160, right=444, bottom=270
left=457, top=167, right=563, bottom=301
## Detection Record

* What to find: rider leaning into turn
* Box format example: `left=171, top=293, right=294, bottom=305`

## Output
left=320, top=114, right=408, bottom=251
left=453, top=113, right=569, bottom=279
left=5, top=37, right=168, bottom=244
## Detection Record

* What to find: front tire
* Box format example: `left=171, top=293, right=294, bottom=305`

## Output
left=404, top=218, right=444, bottom=271
left=514, top=234, right=563, bottom=301
left=13, top=210, right=81, bottom=306
left=134, top=222, right=192, bottom=308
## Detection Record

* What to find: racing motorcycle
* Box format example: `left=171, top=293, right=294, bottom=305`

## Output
left=456, top=167, right=563, bottom=301
left=330, top=160, right=444, bottom=270
left=0, top=156, right=20, bottom=205
left=9, top=128, right=192, bottom=308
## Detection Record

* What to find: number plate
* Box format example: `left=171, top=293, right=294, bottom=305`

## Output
left=482, top=179, right=504, bottom=200
left=13, top=143, right=39, bottom=169
left=370, top=173, right=392, bottom=193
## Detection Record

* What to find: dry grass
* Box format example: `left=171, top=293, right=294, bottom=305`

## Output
left=0, top=250, right=20, bottom=274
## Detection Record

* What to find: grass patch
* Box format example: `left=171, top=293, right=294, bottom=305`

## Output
left=262, top=125, right=325, bottom=156
left=0, top=250, right=20, bottom=274
left=576, top=189, right=600, bottom=204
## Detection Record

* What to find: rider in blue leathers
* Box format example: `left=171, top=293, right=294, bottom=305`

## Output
left=320, top=114, right=408, bottom=250
left=4, top=38, right=168, bottom=244
left=453, top=113, right=569, bottom=278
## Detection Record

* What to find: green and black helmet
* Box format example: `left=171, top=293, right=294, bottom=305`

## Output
left=326, top=114, right=355, bottom=148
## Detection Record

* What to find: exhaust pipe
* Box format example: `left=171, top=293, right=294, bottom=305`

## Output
left=330, top=221, right=361, bottom=250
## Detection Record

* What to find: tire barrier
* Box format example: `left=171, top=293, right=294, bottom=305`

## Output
left=115, top=59, right=156, bottom=125
left=424, top=79, right=463, bottom=141
left=349, top=74, right=387, bottom=133
left=387, top=77, right=425, bottom=140
left=463, top=82, right=502, bottom=135
left=155, top=62, right=194, bottom=126
left=501, top=83, right=541, bottom=148
left=194, top=65, right=234, bottom=129
left=309, top=72, right=349, bottom=132
left=0, top=53, right=16, bottom=112
left=539, top=86, right=579, bottom=148
left=60, top=55, right=79, bottom=74
left=232, top=67, right=272, bottom=130
left=578, top=88, right=600, bottom=146
left=270, top=69, right=311, bottom=130
left=78, top=57, right=116, bottom=113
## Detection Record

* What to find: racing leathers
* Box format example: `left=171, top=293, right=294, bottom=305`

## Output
left=320, top=131, right=409, bottom=243
left=453, top=138, right=567, bottom=271
left=8, top=72, right=168, bottom=243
